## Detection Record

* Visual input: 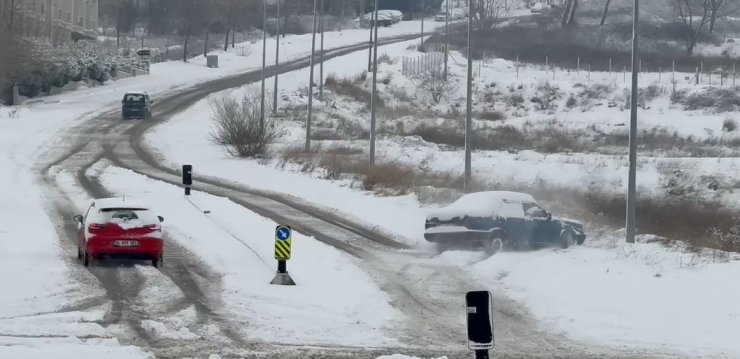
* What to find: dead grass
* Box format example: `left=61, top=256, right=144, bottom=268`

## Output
left=325, top=75, right=385, bottom=109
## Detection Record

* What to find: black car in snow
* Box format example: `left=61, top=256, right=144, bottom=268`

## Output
left=121, top=92, right=153, bottom=120
left=424, top=191, right=586, bottom=254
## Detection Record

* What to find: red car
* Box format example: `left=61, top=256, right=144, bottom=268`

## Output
left=75, top=198, right=165, bottom=267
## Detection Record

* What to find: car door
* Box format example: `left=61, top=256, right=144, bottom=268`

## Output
left=499, top=200, right=534, bottom=246
left=524, top=202, right=560, bottom=244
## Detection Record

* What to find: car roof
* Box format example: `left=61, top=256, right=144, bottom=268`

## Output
left=456, top=191, right=536, bottom=204
left=93, top=197, right=150, bottom=210
left=124, top=91, right=148, bottom=95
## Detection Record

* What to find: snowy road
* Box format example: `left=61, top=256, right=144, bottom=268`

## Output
left=32, top=36, right=684, bottom=359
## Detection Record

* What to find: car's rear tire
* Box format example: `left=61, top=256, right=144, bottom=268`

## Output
left=152, top=255, right=163, bottom=268
left=483, top=236, right=504, bottom=255
left=560, top=230, right=576, bottom=249
left=82, top=250, right=90, bottom=267
left=434, top=242, right=449, bottom=254
left=77, top=246, right=82, bottom=260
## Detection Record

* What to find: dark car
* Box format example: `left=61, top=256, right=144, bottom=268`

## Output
left=121, top=92, right=153, bottom=120
left=424, top=191, right=586, bottom=254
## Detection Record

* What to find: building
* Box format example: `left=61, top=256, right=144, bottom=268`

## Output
left=17, top=0, right=98, bottom=43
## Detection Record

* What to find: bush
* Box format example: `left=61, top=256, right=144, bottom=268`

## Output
left=723, top=118, right=737, bottom=132
left=684, top=87, right=740, bottom=112
left=476, top=111, right=506, bottom=122
left=210, top=90, right=283, bottom=157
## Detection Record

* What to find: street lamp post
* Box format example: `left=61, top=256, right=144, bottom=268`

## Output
left=626, top=0, right=640, bottom=243
left=306, top=0, right=318, bottom=151
left=369, top=0, right=379, bottom=166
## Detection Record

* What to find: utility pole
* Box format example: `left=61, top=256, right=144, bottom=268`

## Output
left=319, top=0, right=325, bottom=100
left=369, top=0, right=379, bottom=166
left=273, top=0, right=280, bottom=115
left=368, top=2, right=373, bottom=72
left=626, top=0, right=639, bottom=244
left=421, top=0, right=425, bottom=49
left=306, top=0, right=318, bottom=151
left=464, top=0, right=474, bottom=191
left=444, top=0, right=450, bottom=80
left=260, top=0, right=268, bottom=130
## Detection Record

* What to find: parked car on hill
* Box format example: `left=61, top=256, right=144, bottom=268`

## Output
left=359, top=10, right=403, bottom=27
left=424, top=191, right=586, bottom=254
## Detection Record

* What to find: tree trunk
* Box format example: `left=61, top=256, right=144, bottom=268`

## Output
left=224, top=28, right=230, bottom=51
left=204, top=30, right=208, bottom=57
left=183, top=31, right=190, bottom=62
left=600, top=0, right=611, bottom=26
left=116, top=28, right=120, bottom=47
left=232, top=29, right=236, bottom=47
left=561, top=0, right=572, bottom=27
left=567, top=0, right=578, bottom=25
left=709, top=9, right=717, bottom=32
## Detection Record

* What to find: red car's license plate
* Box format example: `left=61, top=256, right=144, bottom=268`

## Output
left=113, top=240, right=139, bottom=247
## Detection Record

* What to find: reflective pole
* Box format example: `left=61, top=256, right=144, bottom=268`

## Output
left=273, top=0, right=280, bottom=115
left=369, top=0, right=379, bottom=166
left=626, top=0, right=639, bottom=244
left=464, top=0, right=473, bottom=191
left=306, top=0, right=318, bottom=151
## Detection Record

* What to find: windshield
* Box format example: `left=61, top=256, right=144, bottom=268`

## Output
left=123, top=94, right=146, bottom=103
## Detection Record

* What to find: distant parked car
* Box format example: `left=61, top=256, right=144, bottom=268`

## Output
left=359, top=10, right=403, bottom=27
left=75, top=198, right=165, bottom=267
left=121, top=91, right=153, bottom=120
left=424, top=191, right=586, bottom=254
left=434, top=8, right=466, bottom=22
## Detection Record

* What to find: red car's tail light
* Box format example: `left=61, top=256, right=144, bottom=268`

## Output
left=143, top=224, right=161, bottom=232
left=87, top=223, right=106, bottom=233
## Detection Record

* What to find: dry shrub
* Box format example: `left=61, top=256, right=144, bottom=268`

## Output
left=723, top=118, right=737, bottom=132
left=325, top=76, right=384, bottom=108
left=311, top=128, right=345, bottom=140
left=476, top=111, right=506, bottom=122
left=377, top=53, right=393, bottom=65
left=210, top=90, right=283, bottom=157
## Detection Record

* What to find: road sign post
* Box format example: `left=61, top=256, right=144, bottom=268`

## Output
left=270, top=225, right=296, bottom=285
left=466, top=290, right=494, bottom=358
left=182, top=165, right=192, bottom=195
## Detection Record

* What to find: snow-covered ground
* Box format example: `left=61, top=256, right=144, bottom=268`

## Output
left=0, top=20, right=436, bottom=357
left=96, top=165, right=403, bottom=348
left=146, top=37, right=740, bottom=357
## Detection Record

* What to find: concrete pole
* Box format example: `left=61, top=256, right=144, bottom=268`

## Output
left=421, top=0, right=425, bottom=49
left=626, top=0, right=639, bottom=244
left=369, top=0, right=379, bottom=166
left=273, top=0, right=280, bottom=114
left=444, top=0, right=450, bottom=80
left=464, top=0, right=474, bottom=191
left=319, top=0, right=325, bottom=100
left=260, top=0, right=268, bottom=130
left=306, top=0, right=318, bottom=151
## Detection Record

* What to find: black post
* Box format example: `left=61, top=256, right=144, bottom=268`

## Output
left=474, top=350, right=490, bottom=359
left=278, top=260, right=286, bottom=273
left=182, top=165, right=193, bottom=196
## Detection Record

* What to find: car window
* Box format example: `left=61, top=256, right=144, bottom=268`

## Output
left=92, top=207, right=157, bottom=225
left=124, top=94, right=146, bottom=103
left=498, top=201, right=524, bottom=218
left=523, top=202, right=548, bottom=218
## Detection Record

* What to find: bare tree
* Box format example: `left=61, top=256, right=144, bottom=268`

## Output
left=548, top=0, right=577, bottom=26
left=600, top=0, right=611, bottom=26
left=210, top=90, right=283, bottom=157
left=411, top=64, right=460, bottom=103
left=471, top=0, right=504, bottom=31
left=674, top=0, right=712, bottom=55
left=708, top=0, right=740, bottom=32
left=108, top=0, right=136, bottom=47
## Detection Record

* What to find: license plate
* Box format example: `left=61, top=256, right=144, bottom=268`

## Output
left=113, top=240, right=139, bottom=247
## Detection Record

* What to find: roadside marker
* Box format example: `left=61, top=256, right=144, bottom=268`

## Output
left=270, top=225, right=296, bottom=285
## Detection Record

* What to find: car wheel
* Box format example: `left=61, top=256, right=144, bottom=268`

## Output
left=576, top=235, right=586, bottom=245
left=560, top=231, right=576, bottom=249
left=152, top=255, right=163, bottom=268
left=483, top=236, right=504, bottom=255
left=435, top=242, right=450, bottom=254
left=82, top=249, right=90, bottom=267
